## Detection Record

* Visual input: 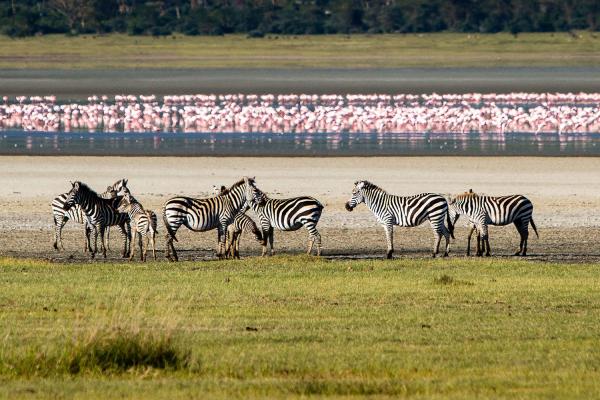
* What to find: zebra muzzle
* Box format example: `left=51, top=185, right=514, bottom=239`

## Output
left=344, top=202, right=354, bottom=212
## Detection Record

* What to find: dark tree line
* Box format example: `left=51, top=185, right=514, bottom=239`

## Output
left=1, top=0, right=598, bottom=37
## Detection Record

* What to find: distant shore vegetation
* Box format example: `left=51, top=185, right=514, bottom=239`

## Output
left=1, top=0, right=599, bottom=38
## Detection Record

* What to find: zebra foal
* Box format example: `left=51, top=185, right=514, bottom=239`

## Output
left=63, top=181, right=131, bottom=259
left=448, top=189, right=538, bottom=256
left=162, top=177, right=255, bottom=261
left=213, top=185, right=264, bottom=259
left=117, top=191, right=157, bottom=261
left=345, top=180, right=454, bottom=258
left=246, top=181, right=324, bottom=256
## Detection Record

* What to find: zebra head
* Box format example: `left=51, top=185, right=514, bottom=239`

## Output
left=243, top=177, right=265, bottom=208
left=345, top=180, right=367, bottom=212
left=108, top=178, right=128, bottom=196
left=63, top=181, right=84, bottom=210
left=116, top=192, right=132, bottom=214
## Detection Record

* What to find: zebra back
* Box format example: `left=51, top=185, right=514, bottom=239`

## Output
left=347, top=180, right=449, bottom=228
left=248, top=185, right=323, bottom=231
left=450, top=190, right=534, bottom=226
left=163, top=177, right=254, bottom=239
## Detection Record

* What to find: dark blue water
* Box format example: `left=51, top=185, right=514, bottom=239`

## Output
left=1, top=131, right=599, bottom=156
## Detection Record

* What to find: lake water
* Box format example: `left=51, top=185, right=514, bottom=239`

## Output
left=1, top=131, right=599, bottom=156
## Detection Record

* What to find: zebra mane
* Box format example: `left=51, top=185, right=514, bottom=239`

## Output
left=73, top=181, right=99, bottom=197
left=228, top=177, right=254, bottom=191
left=455, top=189, right=479, bottom=199
left=356, top=180, right=385, bottom=193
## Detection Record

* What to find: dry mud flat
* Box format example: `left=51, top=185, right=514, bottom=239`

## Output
left=0, top=156, right=599, bottom=263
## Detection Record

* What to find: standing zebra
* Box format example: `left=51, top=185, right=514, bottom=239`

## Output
left=246, top=181, right=324, bottom=256
left=213, top=185, right=264, bottom=259
left=345, top=180, right=454, bottom=258
left=162, top=177, right=255, bottom=261
left=52, top=179, right=128, bottom=251
left=448, top=189, right=538, bottom=256
left=117, top=192, right=157, bottom=261
left=63, top=181, right=131, bottom=259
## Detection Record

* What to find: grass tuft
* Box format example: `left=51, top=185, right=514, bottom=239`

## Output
left=65, top=329, right=189, bottom=374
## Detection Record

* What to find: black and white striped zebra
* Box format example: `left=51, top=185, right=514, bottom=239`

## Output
left=213, top=185, right=264, bottom=259
left=51, top=179, right=128, bottom=251
left=448, top=189, right=538, bottom=256
left=345, top=180, right=454, bottom=258
left=162, top=177, right=255, bottom=261
left=117, top=191, right=157, bottom=261
left=63, top=181, right=131, bottom=259
left=246, top=181, right=324, bottom=256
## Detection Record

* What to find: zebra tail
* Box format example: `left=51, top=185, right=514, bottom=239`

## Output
left=530, top=218, right=539, bottom=238
left=446, top=209, right=455, bottom=240
left=162, top=208, right=178, bottom=242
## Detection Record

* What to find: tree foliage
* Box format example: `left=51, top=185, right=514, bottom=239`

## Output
left=1, top=0, right=598, bottom=37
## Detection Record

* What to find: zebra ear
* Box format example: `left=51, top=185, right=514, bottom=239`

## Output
left=69, top=180, right=74, bottom=187
left=469, top=188, right=473, bottom=193
left=123, top=178, right=128, bottom=187
left=220, top=185, right=226, bottom=191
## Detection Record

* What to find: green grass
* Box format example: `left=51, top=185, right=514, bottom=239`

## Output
left=0, top=32, right=599, bottom=69
left=0, top=255, right=599, bottom=399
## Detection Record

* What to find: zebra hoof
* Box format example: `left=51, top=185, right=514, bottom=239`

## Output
left=485, top=253, right=491, bottom=257
left=443, top=252, right=449, bottom=257
left=386, top=251, right=393, bottom=259
left=513, top=251, right=522, bottom=256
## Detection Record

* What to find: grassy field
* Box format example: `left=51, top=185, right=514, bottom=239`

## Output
left=0, top=32, right=599, bottom=69
left=0, top=256, right=599, bottom=399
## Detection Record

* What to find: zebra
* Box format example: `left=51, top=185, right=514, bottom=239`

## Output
left=213, top=185, right=264, bottom=259
left=51, top=179, right=128, bottom=251
left=63, top=181, right=131, bottom=259
left=245, top=181, right=324, bottom=256
left=345, top=180, right=454, bottom=259
left=116, top=191, right=157, bottom=261
left=162, top=177, right=255, bottom=261
left=448, top=189, right=539, bottom=257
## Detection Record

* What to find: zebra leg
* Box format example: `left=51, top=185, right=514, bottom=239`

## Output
left=268, top=227, right=275, bottom=256
left=261, top=229, right=269, bottom=257
left=142, top=233, right=148, bottom=262
left=99, top=225, right=108, bottom=259
left=234, top=231, right=241, bottom=259
left=441, top=227, right=450, bottom=257
left=217, top=224, right=227, bottom=259
left=117, top=223, right=129, bottom=258
left=514, top=221, right=529, bottom=256
left=106, top=226, right=111, bottom=251
left=90, top=224, right=99, bottom=259
left=129, top=227, right=137, bottom=261
left=432, top=232, right=442, bottom=258
left=466, top=225, right=475, bottom=256
left=304, top=220, right=321, bottom=256
left=53, top=216, right=65, bottom=251
left=383, top=224, right=394, bottom=259
left=480, top=225, right=491, bottom=257
left=150, top=231, right=157, bottom=261
left=84, top=223, right=92, bottom=253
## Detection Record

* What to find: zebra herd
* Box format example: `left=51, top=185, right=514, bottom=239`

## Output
left=51, top=177, right=537, bottom=260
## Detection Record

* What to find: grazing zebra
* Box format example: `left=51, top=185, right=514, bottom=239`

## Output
left=117, top=192, right=157, bottom=261
left=345, top=180, right=454, bottom=258
left=213, top=185, right=264, bottom=259
left=51, top=179, right=128, bottom=251
left=246, top=181, right=324, bottom=256
left=162, top=177, right=255, bottom=261
left=63, top=181, right=131, bottom=259
left=448, top=189, right=538, bottom=256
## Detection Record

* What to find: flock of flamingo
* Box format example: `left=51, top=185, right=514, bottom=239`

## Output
left=1, top=93, right=599, bottom=135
